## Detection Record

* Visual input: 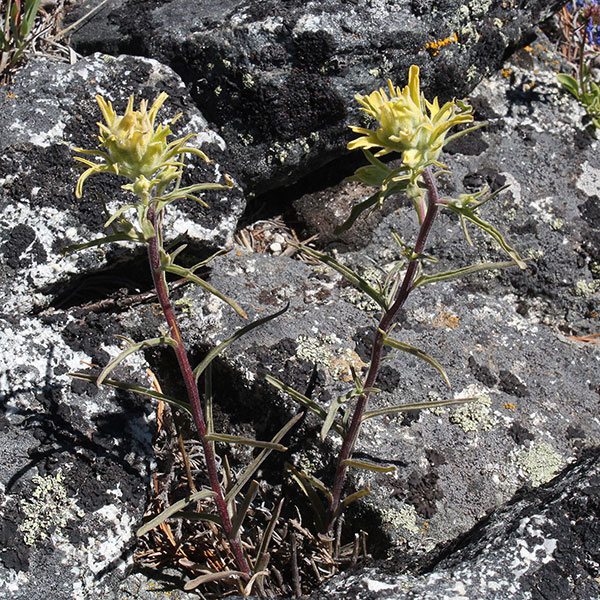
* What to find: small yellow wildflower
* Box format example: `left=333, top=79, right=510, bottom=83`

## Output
left=74, top=93, right=210, bottom=198
left=348, top=65, right=474, bottom=172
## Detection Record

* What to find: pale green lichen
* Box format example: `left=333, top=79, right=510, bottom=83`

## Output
left=242, top=73, right=255, bottom=89
left=341, top=265, right=383, bottom=312
left=174, top=296, right=194, bottom=314
left=381, top=503, right=420, bottom=536
left=516, top=442, right=564, bottom=487
left=573, top=280, right=598, bottom=297
left=295, top=334, right=365, bottom=381
left=551, top=218, right=564, bottom=230
left=449, top=395, right=497, bottom=433
left=19, top=471, right=84, bottom=545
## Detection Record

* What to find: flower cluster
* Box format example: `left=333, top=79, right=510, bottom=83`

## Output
left=570, top=0, right=600, bottom=46
left=74, top=93, right=210, bottom=199
left=349, top=66, right=473, bottom=172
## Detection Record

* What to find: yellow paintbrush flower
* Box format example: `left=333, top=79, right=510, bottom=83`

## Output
left=349, top=65, right=474, bottom=171
left=74, top=93, right=210, bottom=198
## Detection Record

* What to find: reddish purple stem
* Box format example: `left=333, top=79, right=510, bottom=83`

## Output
left=146, top=205, right=251, bottom=578
left=326, top=167, right=440, bottom=531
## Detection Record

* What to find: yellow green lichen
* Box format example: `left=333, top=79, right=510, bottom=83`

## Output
left=449, top=394, right=496, bottom=433
left=295, top=334, right=365, bottom=381
left=19, top=471, right=84, bottom=546
left=574, top=280, right=598, bottom=297
left=381, top=503, right=420, bottom=536
left=516, top=442, right=564, bottom=487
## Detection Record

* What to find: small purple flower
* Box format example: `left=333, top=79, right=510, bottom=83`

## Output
left=570, top=0, right=600, bottom=46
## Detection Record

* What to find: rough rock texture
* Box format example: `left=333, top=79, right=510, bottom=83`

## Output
left=0, top=53, right=244, bottom=315
left=1, top=5, right=599, bottom=600
left=307, top=446, right=600, bottom=600
left=0, top=54, right=242, bottom=599
left=65, top=0, right=564, bottom=194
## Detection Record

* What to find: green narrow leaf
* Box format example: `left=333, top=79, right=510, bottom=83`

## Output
left=20, top=0, right=41, bottom=39
left=205, top=433, right=287, bottom=451
left=69, top=372, right=191, bottom=414
left=295, top=245, right=387, bottom=310
left=205, top=364, right=215, bottom=454
left=163, top=263, right=247, bottom=319
left=382, top=334, right=450, bottom=388
left=362, top=396, right=478, bottom=421
left=334, top=191, right=381, bottom=235
left=261, top=373, right=344, bottom=435
left=225, top=413, right=302, bottom=504
left=412, top=260, right=519, bottom=289
left=136, top=489, right=214, bottom=537
left=287, top=464, right=329, bottom=532
left=342, top=459, right=396, bottom=473
left=447, top=206, right=526, bottom=269
left=96, top=336, right=177, bottom=387
left=557, top=73, right=581, bottom=98
left=338, top=487, right=371, bottom=512
left=321, top=395, right=346, bottom=441
left=61, top=232, right=138, bottom=255
left=169, top=511, right=221, bottom=524
left=230, top=480, right=259, bottom=539
left=193, top=304, right=288, bottom=382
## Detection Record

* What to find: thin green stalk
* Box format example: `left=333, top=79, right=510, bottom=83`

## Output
left=326, top=167, right=440, bottom=531
left=146, top=204, right=251, bottom=579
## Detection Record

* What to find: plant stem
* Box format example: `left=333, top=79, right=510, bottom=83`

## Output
left=326, top=167, right=440, bottom=532
left=146, top=204, right=251, bottom=578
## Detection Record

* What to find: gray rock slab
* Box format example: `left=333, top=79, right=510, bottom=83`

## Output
left=0, top=309, right=156, bottom=600
left=65, top=0, right=564, bottom=194
left=307, top=446, right=600, bottom=600
left=0, top=52, right=244, bottom=315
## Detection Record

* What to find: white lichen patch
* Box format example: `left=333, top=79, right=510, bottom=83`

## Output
left=19, top=471, right=84, bottom=545
left=450, top=389, right=497, bottom=433
left=516, top=442, right=565, bottom=487
left=576, top=160, right=600, bottom=197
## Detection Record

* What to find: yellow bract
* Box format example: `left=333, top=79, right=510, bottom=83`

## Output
left=74, top=93, right=210, bottom=199
left=349, top=65, right=474, bottom=171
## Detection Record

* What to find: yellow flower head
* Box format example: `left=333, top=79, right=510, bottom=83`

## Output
left=349, top=66, right=474, bottom=170
left=74, top=93, right=210, bottom=198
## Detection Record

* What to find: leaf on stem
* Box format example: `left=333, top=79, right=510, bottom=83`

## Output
left=230, top=480, right=259, bottom=539
left=261, top=373, right=344, bottom=435
left=412, top=260, right=520, bottom=289
left=224, top=413, right=303, bottom=504
left=334, top=191, right=382, bottom=235
left=381, top=332, right=450, bottom=387
left=362, top=396, right=478, bottom=421
left=70, top=372, right=191, bottom=413
left=295, top=245, right=388, bottom=310
left=205, top=433, right=287, bottom=451
left=321, top=394, right=348, bottom=441
left=163, top=263, right=247, bottom=318
left=61, top=232, right=141, bottom=255
left=193, top=304, right=289, bottom=382
left=342, top=459, right=396, bottom=473
left=444, top=191, right=526, bottom=269
left=255, top=498, right=283, bottom=574
left=96, top=335, right=178, bottom=386
left=339, top=486, right=371, bottom=512
left=137, top=489, right=215, bottom=537
left=287, top=463, right=330, bottom=532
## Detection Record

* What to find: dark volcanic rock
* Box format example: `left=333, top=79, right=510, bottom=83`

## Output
left=0, top=53, right=244, bottom=315
left=308, top=446, right=600, bottom=600
left=66, top=0, right=564, bottom=194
